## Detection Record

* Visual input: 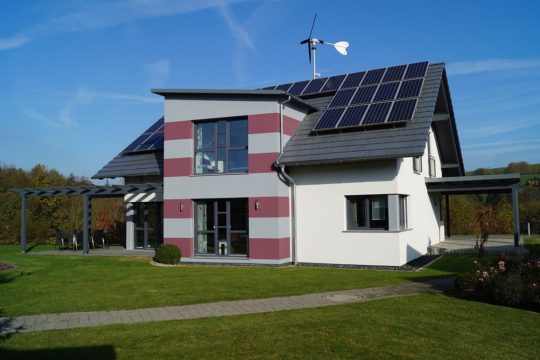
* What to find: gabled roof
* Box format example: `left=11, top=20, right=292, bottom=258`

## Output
left=277, top=63, right=465, bottom=176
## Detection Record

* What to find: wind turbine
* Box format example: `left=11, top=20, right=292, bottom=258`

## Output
left=300, top=14, right=349, bottom=79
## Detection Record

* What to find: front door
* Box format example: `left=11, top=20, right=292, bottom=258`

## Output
left=195, top=199, right=248, bottom=256
left=134, top=202, right=163, bottom=249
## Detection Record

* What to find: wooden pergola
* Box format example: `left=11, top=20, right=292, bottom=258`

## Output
left=9, top=183, right=163, bottom=254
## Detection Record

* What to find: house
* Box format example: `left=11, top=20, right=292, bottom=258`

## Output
left=90, top=61, right=471, bottom=267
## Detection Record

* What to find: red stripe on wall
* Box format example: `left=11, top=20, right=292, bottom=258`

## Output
left=248, top=197, right=289, bottom=218
left=248, top=113, right=280, bottom=134
left=165, top=121, right=193, bottom=140
left=249, top=237, right=290, bottom=260
left=164, top=158, right=192, bottom=177
left=283, top=115, right=301, bottom=136
left=164, top=238, right=193, bottom=258
left=164, top=199, right=193, bottom=219
left=248, top=153, right=278, bottom=173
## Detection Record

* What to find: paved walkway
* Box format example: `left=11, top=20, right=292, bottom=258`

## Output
left=0, top=278, right=454, bottom=334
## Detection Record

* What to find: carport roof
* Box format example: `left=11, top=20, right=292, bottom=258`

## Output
left=425, top=174, right=520, bottom=194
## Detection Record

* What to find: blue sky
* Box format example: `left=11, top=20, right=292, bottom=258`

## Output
left=1, top=0, right=539, bottom=182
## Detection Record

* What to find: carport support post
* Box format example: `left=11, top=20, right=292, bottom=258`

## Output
left=445, top=194, right=451, bottom=238
left=20, top=194, right=27, bottom=253
left=83, top=194, right=90, bottom=254
left=511, top=184, right=520, bottom=247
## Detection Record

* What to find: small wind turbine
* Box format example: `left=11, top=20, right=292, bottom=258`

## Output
left=300, top=14, right=349, bottom=79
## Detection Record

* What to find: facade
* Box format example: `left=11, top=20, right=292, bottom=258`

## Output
left=93, top=61, right=468, bottom=267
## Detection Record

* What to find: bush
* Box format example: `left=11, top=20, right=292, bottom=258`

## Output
left=154, top=244, right=181, bottom=264
left=456, top=254, right=540, bottom=308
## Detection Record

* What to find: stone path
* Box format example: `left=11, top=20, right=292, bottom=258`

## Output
left=0, top=277, right=454, bottom=334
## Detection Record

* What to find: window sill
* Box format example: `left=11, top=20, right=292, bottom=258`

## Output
left=343, top=228, right=412, bottom=234
left=190, top=172, right=248, bottom=177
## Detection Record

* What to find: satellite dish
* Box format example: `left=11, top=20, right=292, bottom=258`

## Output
left=299, top=14, right=350, bottom=79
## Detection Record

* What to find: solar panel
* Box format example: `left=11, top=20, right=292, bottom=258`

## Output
left=321, top=74, right=346, bottom=92
left=288, top=80, right=310, bottom=95
left=328, top=88, right=356, bottom=108
left=382, top=65, right=406, bottom=82
left=349, top=85, right=377, bottom=105
left=361, top=68, right=386, bottom=85
left=261, top=85, right=277, bottom=90
left=337, top=105, right=369, bottom=128
left=302, top=77, right=327, bottom=94
left=123, top=117, right=165, bottom=153
left=313, top=108, right=345, bottom=130
left=373, top=82, right=400, bottom=102
left=362, top=102, right=392, bottom=125
left=397, top=79, right=423, bottom=98
left=340, top=72, right=365, bottom=89
left=387, top=99, right=417, bottom=122
left=275, top=83, right=293, bottom=92
left=404, top=61, right=428, bottom=79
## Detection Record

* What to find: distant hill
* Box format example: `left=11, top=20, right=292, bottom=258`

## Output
left=466, top=162, right=540, bottom=187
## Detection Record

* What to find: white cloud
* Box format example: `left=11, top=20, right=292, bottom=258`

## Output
left=447, top=58, right=540, bottom=76
left=462, top=139, right=540, bottom=157
left=145, top=60, right=171, bottom=87
left=217, top=4, right=255, bottom=51
left=0, top=0, right=250, bottom=51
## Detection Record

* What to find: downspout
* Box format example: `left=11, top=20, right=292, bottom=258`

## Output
left=279, top=96, right=291, bottom=152
left=274, top=162, right=297, bottom=265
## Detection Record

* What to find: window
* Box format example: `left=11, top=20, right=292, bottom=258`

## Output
left=428, top=155, right=436, bottom=177
left=413, top=156, right=422, bottom=174
left=194, top=118, right=248, bottom=174
left=346, top=195, right=388, bottom=230
left=399, top=195, right=408, bottom=230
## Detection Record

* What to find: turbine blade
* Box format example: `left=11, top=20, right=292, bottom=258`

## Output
left=308, top=43, right=311, bottom=64
left=309, top=13, right=317, bottom=39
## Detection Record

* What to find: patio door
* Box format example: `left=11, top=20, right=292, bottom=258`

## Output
left=134, top=202, right=163, bottom=249
left=195, top=199, right=248, bottom=256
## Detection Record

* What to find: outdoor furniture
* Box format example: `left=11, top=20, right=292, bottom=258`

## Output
left=92, top=230, right=106, bottom=249
left=55, top=230, right=69, bottom=250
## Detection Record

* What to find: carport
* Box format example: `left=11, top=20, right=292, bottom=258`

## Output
left=9, top=183, right=163, bottom=254
left=425, top=174, right=521, bottom=247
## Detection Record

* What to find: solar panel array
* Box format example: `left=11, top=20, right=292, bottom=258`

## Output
left=263, top=61, right=428, bottom=132
left=123, top=117, right=165, bottom=153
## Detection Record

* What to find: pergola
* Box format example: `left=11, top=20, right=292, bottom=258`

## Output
left=425, top=174, right=521, bottom=246
left=9, top=183, right=163, bottom=254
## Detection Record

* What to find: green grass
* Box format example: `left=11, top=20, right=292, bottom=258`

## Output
left=1, top=293, right=538, bottom=359
left=0, top=245, right=472, bottom=316
left=524, top=236, right=540, bottom=257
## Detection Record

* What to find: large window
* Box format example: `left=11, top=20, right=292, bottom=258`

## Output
left=413, top=156, right=422, bottom=174
left=195, top=199, right=248, bottom=256
left=346, top=195, right=388, bottom=230
left=399, top=195, right=408, bottom=230
left=194, top=118, right=248, bottom=174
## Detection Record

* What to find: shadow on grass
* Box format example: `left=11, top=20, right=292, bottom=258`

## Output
left=0, top=345, right=116, bottom=360
left=525, top=243, right=540, bottom=257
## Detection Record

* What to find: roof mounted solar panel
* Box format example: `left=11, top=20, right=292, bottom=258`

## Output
left=397, top=79, right=423, bottom=99
left=328, top=88, right=356, bottom=108
left=288, top=80, right=310, bottom=95
left=340, top=72, right=365, bottom=89
left=382, top=65, right=406, bottom=82
left=349, top=85, right=377, bottom=105
left=275, top=83, right=293, bottom=92
left=337, top=105, right=369, bottom=128
left=143, top=117, right=164, bottom=133
left=373, top=82, right=400, bottom=102
left=261, top=85, right=277, bottom=90
left=362, top=102, right=392, bottom=125
left=313, top=108, right=345, bottom=130
left=361, top=68, right=386, bottom=85
left=404, top=61, right=428, bottom=79
left=123, top=117, right=165, bottom=154
left=302, top=77, right=328, bottom=94
left=387, top=99, right=417, bottom=122
left=321, top=74, right=346, bottom=92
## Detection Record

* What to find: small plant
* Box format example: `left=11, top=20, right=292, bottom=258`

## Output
left=154, top=244, right=181, bottom=265
left=470, top=206, right=496, bottom=257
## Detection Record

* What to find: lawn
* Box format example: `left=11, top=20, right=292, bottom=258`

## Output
left=0, top=245, right=471, bottom=316
left=1, top=293, right=538, bottom=359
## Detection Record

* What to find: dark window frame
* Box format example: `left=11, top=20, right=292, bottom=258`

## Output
left=346, top=195, right=389, bottom=231
left=194, top=117, right=248, bottom=174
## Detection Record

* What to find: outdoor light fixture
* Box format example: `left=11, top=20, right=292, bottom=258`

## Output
left=179, top=201, right=184, bottom=212
left=255, top=199, right=260, bottom=210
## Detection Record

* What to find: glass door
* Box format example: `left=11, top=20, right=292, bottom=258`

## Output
left=195, top=199, right=248, bottom=256
left=134, top=202, right=163, bottom=249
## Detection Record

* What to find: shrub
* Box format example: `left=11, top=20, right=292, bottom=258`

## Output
left=154, top=244, right=181, bottom=264
left=493, top=271, right=525, bottom=306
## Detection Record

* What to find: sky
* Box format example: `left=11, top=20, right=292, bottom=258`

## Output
left=1, top=0, right=539, bottom=183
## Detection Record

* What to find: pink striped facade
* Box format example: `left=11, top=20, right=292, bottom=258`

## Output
left=163, top=109, right=303, bottom=263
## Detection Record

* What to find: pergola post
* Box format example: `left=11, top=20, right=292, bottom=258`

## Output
left=20, top=194, right=27, bottom=253
left=511, top=184, right=520, bottom=247
left=83, top=194, right=90, bottom=254
left=445, top=194, right=451, bottom=238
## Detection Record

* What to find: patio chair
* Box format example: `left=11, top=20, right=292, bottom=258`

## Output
left=72, top=230, right=96, bottom=251
left=55, top=229, right=69, bottom=250
left=92, top=230, right=106, bottom=249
